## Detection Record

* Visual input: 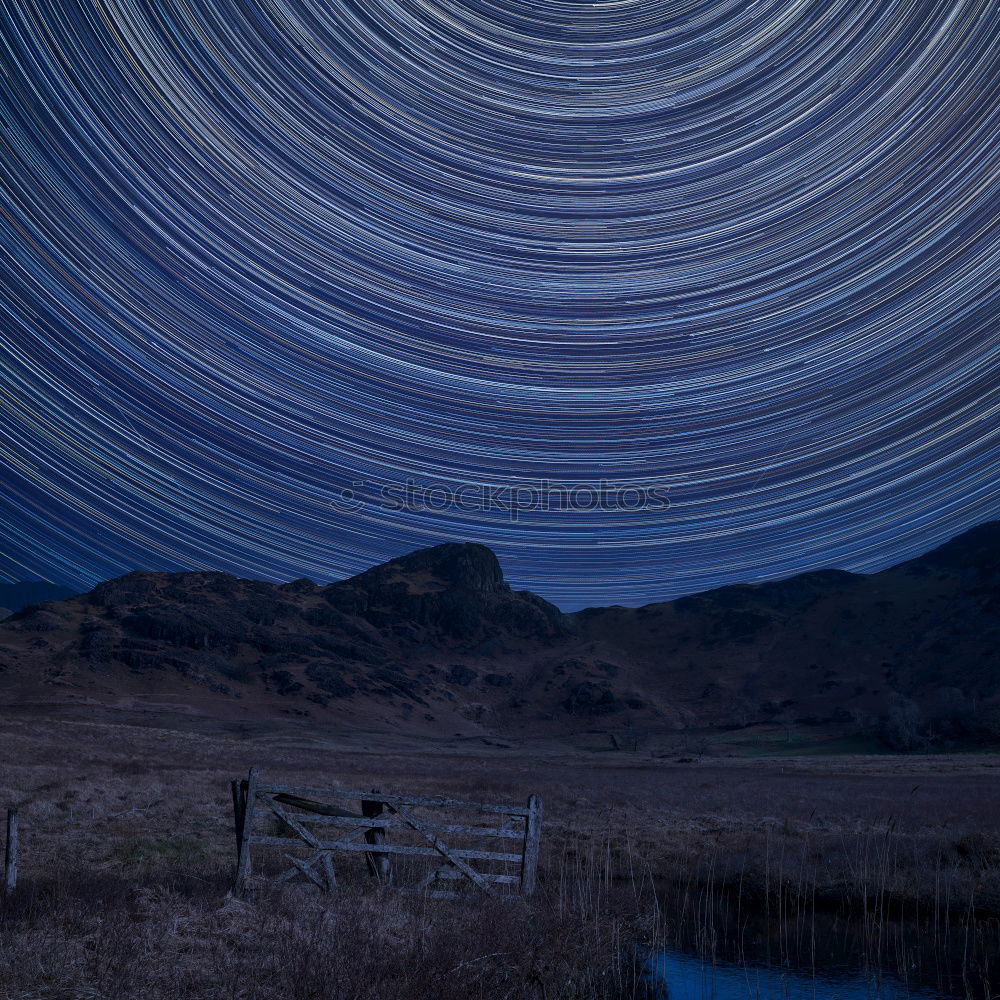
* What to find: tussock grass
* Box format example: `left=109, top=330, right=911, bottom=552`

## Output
left=0, top=856, right=658, bottom=999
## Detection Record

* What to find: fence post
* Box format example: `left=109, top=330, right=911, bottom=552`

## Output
left=362, top=791, right=392, bottom=884
left=230, top=779, right=245, bottom=858
left=234, top=767, right=258, bottom=894
left=5, top=806, right=18, bottom=897
left=520, top=794, right=542, bottom=896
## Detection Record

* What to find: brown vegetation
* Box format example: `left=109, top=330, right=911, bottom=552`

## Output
left=1, top=716, right=999, bottom=997
left=2, top=873, right=653, bottom=1000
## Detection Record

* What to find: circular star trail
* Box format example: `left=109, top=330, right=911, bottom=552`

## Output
left=0, top=0, right=997, bottom=609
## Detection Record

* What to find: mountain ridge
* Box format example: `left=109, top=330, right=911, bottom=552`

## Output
left=0, top=524, right=997, bottom=744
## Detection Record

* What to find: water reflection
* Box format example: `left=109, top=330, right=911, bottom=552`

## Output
left=644, top=884, right=998, bottom=1000
left=648, top=948, right=940, bottom=1000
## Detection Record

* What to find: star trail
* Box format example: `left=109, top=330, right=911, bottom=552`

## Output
left=0, top=0, right=997, bottom=609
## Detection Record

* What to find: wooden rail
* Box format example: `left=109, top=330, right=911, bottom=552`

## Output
left=232, top=768, right=542, bottom=898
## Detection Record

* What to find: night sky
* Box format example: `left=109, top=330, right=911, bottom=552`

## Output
left=0, top=0, right=997, bottom=610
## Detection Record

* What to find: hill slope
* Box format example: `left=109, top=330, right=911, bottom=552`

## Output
left=0, top=526, right=997, bottom=741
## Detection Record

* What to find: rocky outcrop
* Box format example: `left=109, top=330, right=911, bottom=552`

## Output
left=326, top=542, right=565, bottom=643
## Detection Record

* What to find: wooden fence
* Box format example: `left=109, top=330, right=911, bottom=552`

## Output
left=232, top=768, right=542, bottom=898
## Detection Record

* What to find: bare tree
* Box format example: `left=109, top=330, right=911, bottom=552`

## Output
left=882, top=693, right=927, bottom=751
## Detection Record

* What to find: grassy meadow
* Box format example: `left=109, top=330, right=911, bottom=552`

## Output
left=1, top=715, right=999, bottom=998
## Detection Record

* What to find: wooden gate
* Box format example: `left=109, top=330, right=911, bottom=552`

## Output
left=232, top=768, right=542, bottom=898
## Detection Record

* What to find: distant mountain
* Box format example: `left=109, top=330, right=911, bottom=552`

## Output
left=0, top=581, right=77, bottom=616
left=575, top=521, right=1000, bottom=745
left=0, top=527, right=997, bottom=744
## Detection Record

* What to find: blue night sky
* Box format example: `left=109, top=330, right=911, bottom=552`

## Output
left=0, top=0, right=997, bottom=610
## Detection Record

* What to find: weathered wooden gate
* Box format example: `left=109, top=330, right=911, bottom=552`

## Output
left=231, top=768, right=542, bottom=898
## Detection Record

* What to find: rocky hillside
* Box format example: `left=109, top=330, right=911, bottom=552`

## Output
left=0, top=526, right=997, bottom=743
left=0, top=544, right=573, bottom=733
left=577, top=521, right=1000, bottom=744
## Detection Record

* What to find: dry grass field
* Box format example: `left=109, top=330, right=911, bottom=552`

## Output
left=2, top=714, right=999, bottom=998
